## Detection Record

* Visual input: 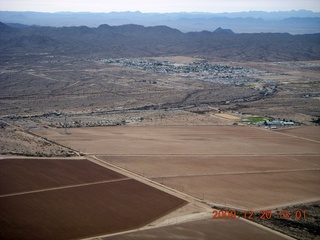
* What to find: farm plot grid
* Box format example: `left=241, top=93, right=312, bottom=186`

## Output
left=101, top=155, right=320, bottom=210
left=0, top=158, right=187, bottom=240
left=75, top=126, right=320, bottom=210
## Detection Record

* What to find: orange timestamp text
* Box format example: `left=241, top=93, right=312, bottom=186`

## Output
left=212, top=209, right=307, bottom=220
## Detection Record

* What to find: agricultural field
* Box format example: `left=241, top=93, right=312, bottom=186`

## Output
left=215, top=113, right=241, bottom=120
left=275, top=126, right=320, bottom=142
left=37, top=124, right=318, bottom=239
left=100, top=155, right=320, bottom=209
left=1, top=52, right=319, bottom=239
left=0, top=158, right=187, bottom=240
left=37, top=126, right=320, bottom=155
left=38, top=125, right=320, bottom=210
left=158, top=171, right=319, bottom=209
left=0, top=158, right=126, bottom=195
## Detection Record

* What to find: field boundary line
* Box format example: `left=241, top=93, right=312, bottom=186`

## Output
left=96, top=153, right=320, bottom=156
left=0, top=178, right=130, bottom=198
left=150, top=168, right=320, bottom=179
left=259, top=126, right=320, bottom=144
left=88, top=155, right=213, bottom=208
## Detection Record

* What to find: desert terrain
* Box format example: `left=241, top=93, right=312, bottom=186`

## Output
left=0, top=54, right=319, bottom=239
left=0, top=22, right=319, bottom=240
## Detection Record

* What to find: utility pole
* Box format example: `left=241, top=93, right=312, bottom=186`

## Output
left=64, top=115, right=68, bottom=135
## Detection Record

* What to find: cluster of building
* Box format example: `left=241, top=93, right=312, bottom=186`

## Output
left=100, top=58, right=272, bottom=85
left=53, top=119, right=122, bottom=128
left=262, top=120, right=296, bottom=129
left=54, top=117, right=146, bottom=128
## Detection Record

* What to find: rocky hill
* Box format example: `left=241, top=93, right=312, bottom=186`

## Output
left=0, top=22, right=319, bottom=61
left=213, top=27, right=235, bottom=34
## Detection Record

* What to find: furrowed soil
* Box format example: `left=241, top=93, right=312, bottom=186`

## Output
left=0, top=159, right=187, bottom=240
left=0, top=158, right=125, bottom=195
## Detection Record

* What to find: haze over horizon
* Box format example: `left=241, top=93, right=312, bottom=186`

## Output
left=1, top=0, right=320, bottom=13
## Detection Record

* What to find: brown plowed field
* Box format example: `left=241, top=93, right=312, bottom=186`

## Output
left=0, top=158, right=125, bottom=195
left=0, top=159, right=187, bottom=240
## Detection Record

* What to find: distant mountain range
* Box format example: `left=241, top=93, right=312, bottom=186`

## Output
left=1, top=22, right=319, bottom=62
left=0, top=10, right=320, bottom=34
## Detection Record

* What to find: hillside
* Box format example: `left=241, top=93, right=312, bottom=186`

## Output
left=0, top=23, right=319, bottom=61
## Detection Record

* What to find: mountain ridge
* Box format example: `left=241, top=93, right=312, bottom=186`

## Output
left=1, top=10, right=320, bottom=34
left=1, top=22, right=319, bottom=62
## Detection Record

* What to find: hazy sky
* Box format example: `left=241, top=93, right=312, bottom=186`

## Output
left=1, top=0, right=319, bottom=13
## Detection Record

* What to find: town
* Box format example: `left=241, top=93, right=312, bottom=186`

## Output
left=99, top=58, right=275, bottom=86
